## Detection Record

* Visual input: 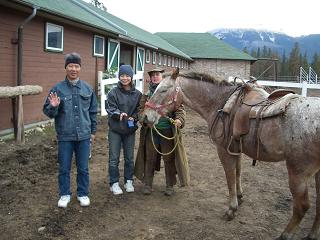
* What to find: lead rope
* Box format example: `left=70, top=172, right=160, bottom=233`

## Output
left=150, top=118, right=181, bottom=156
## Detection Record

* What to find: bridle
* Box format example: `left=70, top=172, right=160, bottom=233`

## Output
left=144, top=80, right=181, bottom=116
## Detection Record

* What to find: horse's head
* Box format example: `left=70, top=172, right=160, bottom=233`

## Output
left=142, top=68, right=181, bottom=125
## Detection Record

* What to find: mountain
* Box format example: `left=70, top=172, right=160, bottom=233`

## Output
left=209, top=28, right=320, bottom=61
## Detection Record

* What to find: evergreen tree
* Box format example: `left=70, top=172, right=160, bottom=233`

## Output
left=90, top=0, right=107, bottom=11
left=288, top=42, right=301, bottom=76
left=243, top=47, right=249, bottom=54
left=250, top=48, right=257, bottom=58
left=311, top=53, right=320, bottom=74
left=300, top=51, right=309, bottom=71
left=280, top=51, right=288, bottom=76
left=262, top=46, right=268, bottom=57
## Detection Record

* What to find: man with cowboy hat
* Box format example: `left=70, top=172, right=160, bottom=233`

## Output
left=134, top=68, right=189, bottom=196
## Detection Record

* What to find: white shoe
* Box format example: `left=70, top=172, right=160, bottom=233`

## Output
left=124, top=180, right=134, bottom=193
left=110, top=182, right=123, bottom=195
left=77, top=196, right=90, bottom=207
left=58, top=195, right=71, bottom=208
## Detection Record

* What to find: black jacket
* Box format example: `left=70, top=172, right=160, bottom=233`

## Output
left=105, top=82, right=142, bottom=134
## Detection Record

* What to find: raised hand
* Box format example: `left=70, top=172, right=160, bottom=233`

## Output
left=48, top=92, right=60, bottom=107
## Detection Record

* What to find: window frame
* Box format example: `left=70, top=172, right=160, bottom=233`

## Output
left=152, top=51, right=156, bottom=65
left=45, top=22, right=64, bottom=52
left=93, top=35, right=105, bottom=57
left=146, top=49, right=151, bottom=63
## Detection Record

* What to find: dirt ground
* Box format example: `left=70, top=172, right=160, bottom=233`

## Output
left=0, top=109, right=316, bottom=240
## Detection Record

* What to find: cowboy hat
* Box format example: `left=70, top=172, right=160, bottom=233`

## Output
left=147, top=68, right=164, bottom=77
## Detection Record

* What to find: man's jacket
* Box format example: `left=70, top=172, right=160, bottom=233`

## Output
left=43, top=79, right=98, bottom=141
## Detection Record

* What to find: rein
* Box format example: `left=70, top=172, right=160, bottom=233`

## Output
left=150, top=119, right=181, bottom=156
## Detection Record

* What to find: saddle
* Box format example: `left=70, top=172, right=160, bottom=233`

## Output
left=222, top=82, right=297, bottom=160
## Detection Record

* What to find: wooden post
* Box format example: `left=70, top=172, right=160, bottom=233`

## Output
left=0, top=85, right=42, bottom=144
left=16, top=94, right=25, bottom=144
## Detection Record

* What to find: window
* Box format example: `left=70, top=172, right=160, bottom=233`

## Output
left=146, top=50, right=151, bottom=63
left=171, top=57, right=174, bottom=67
left=158, top=53, right=162, bottom=65
left=168, top=56, right=171, bottom=67
left=107, top=39, right=120, bottom=71
left=152, top=51, right=156, bottom=65
left=175, top=58, right=178, bottom=67
left=136, top=47, right=145, bottom=72
left=45, top=22, right=63, bottom=51
left=93, top=35, right=105, bottom=57
left=163, top=55, right=167, bottom=66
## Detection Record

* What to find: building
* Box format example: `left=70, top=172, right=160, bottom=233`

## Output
left=0, top=0, right=192, bottom=133
left=155, top=32, right=256, bottom=79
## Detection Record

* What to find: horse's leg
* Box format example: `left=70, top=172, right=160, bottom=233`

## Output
left=304, top=170, right=320, bottom=240
left=277, top=170, right=310, bottom=240
left=217, top=145, right=240, bottom=220
left=236, top=157, right=243, bottom=204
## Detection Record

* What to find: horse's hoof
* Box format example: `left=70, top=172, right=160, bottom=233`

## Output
left=237, top=196, right=244, bottom=205
left=223, top=209, right=235, bottom=221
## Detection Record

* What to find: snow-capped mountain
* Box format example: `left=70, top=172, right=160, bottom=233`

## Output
left=209, top=28, right=320, bottom=61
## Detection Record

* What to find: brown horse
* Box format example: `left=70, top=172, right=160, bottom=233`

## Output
left=141, top=69, right=320, bottom=240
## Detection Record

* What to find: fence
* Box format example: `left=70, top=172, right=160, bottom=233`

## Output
left=98, top=71, right=143, bottom=116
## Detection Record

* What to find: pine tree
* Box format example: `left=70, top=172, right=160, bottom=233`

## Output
left=280, top=51, right=288, bottom=76
left=90, top=0, right=107, bottom=11
left=243, top=47, right=249, bottom=54
left=311, top=53, right=320, bottom=75
left=300, top=51, right=309, bottom=71
left=288, top=42, right=301, bottom=76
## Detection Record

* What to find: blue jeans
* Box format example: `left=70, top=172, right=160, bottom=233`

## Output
left=108, top=130, right=135, bottom=185
left=58, top=139, right=90, bottom=197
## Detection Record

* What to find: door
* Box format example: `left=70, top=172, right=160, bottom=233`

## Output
left=135, top=47, right=145, bottom=92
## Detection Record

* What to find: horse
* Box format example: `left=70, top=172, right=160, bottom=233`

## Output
left=141, top=68, right=320, bottom=240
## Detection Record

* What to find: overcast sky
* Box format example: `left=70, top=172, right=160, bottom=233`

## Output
left=94, top=0, right=319, bottom=37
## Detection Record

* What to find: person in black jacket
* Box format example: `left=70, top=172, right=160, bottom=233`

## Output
left=106, top=65, right=142, bottom=195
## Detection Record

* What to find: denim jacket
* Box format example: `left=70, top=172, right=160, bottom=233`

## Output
left=43, top=79, right=98, bottom=141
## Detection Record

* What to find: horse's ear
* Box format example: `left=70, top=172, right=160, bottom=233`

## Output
left=171, top=68, right=179, bottom=80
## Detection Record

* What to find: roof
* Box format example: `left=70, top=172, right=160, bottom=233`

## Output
left=155, top=32, right=256, bottom=61
left=12, top=0, right=192, bottom=60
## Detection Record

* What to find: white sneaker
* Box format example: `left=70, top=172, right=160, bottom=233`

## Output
left=110, top=182, right=123, bottom=195
left=124, top=180, right=134, bottom=193
left=58, top=195, right=71, bottom=208
left=77, top=196, right=90, bottom=207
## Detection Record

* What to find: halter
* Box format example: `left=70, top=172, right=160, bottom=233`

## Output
left=145, top=83, right=181, bottom=116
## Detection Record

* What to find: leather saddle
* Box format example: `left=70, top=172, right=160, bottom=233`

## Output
left=223, top=82, right=295, bottom=158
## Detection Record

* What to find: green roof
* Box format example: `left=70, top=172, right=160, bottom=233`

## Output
left=155, top=32, right=256, bottom=61
left=14, top=0, right=191, bottom=60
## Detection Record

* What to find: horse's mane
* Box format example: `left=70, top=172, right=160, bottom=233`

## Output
left=163, top=71, right=233, bottom=87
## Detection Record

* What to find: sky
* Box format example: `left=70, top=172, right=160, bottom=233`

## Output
left=92, top=0, right=319, bottom=37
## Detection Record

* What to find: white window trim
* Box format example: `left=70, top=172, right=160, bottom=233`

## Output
left=158, top=53, right=162, bottom=65
left=45, top=22, right=64, bottom=52
left=152, top=51, right=156, bottom=65
left=146, top=49, right=151, bottom=63
left=93, top=35, right=105, bottom=57
left=107, top=38, right=120, bottom=70
left=136, top=47, right=145, bottom=72
left=163, top=55, right=167, bottom=66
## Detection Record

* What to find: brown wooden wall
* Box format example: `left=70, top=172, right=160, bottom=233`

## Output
left=0, top=7, right=105, bottom=131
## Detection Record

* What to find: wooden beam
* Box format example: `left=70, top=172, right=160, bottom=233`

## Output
left=16, top=95, right=25, bottom=144
left=0, top=85, right=42, bottom=98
